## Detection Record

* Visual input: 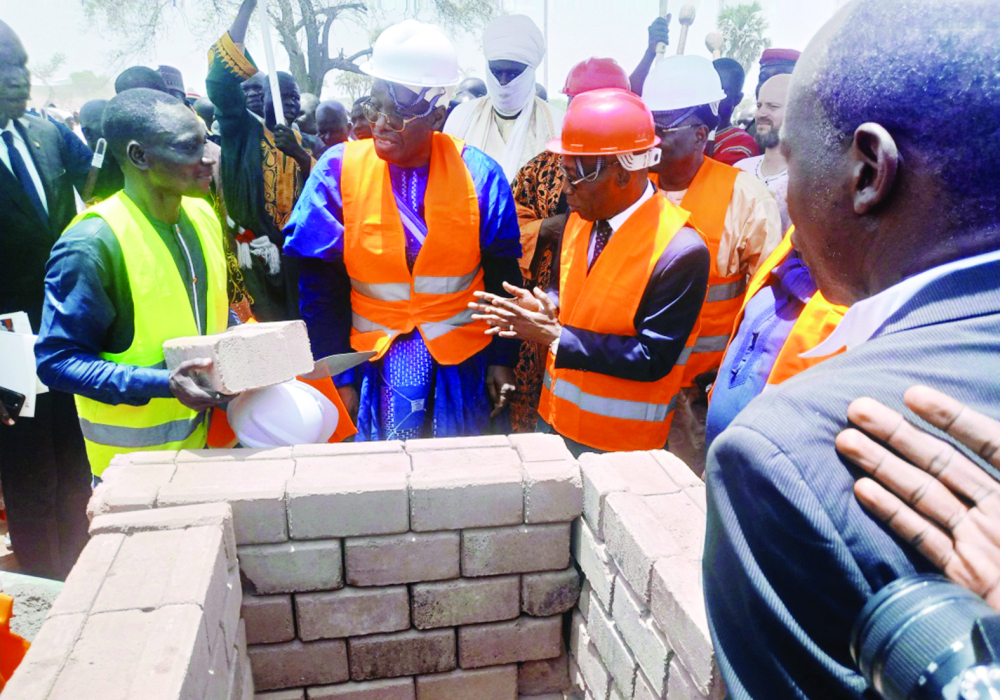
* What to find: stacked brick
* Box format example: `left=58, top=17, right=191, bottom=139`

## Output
left=3, top=503, right=249, bottom=700
left=87, top=433, right=583, bottom=700
left=570, top=451, right=724, bottom=700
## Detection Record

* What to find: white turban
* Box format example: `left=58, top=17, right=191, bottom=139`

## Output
left=482, top=14, right=546, bottom=68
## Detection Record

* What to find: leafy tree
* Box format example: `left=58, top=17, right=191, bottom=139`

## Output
left=332, top=70, right=372, bottom=101
left=717, top=1, right=772, bottom=74
left=81, top=0, right=494, bottom=95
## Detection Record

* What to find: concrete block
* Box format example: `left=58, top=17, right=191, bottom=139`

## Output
left=239, top=540, right=343, bottom=594
left=293, top=451, right=411, bottom=474
left=685, top=484, right=707, bottom=513
left=89, top=462, right=177, bottom=514
left=0, top=613, right=87, bottom=700
left=651, top=450, right=702, bottom=490
left=523, top=459, right=582, bottom=523
left=287, top=468, right=408, bottom=539
left=161, top=459, right=294, bottom=545
left=345, top=532, right=459, bottom=586
left=291, top=441, right=404, bottom=457
left=579, top=455, right=629, bottom=539
left=409, top=464, right=523, bottom=531
left=176, top=446, right=294, bottom=462
left=602, top=492, right=679, bottom=605
left=569, top=612, right=610, bottom=700
left=220, top=569, right=245, bottom=661
left=643, top=492, right=706, bottom=562
left=518, top=646, right=570, bottom=696
left=650, top=557, right=713, bottom=691
left=405, top=435, right=511, bottom=451
left=416, top=665, right=518, bottom=700
left=412, top=576, right=520, bottom=629
left=667, top=656, right=725, bottom=700
left=522, top=567, right=580, bottom=617
left=586, top=596, right=637, bottom=700
left=163, top=320, right=314, bottom=394
left=242, top=594, right=295, bottom=644
left=632, top=670, right=661, bottom=700
left=610, top=452, right=685, bottom=496
left=46, top=533, right=124, bottom=618
left=508, top=433, right=574, bottom=463
left=248, top=638, right=349, bottom=691
left=89, top=502, right=237, bottom=566
left=256, top=692, right=306, bottom=700
left=409, top=446, right=521, bottom=471
left=462, top=524, right=570, bottom=577
left=610, top=578, right=669, bottom=695
left=348, top=628, right=456, bottom=681
left=205, top=619, right=231, bottom=700
left=107, top=450, right=177, bottom=466
left=308, top=678, right=415, bottom=700
left=578, top=580, right=593, bottom=622
left=570, top=519, right=615, bottom=610
left=458, top=615, right=562, bottom=669
left=296, top=586, right=410, bottom=640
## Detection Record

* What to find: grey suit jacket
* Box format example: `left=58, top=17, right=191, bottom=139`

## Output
left=0, top=115, right=88, bottom=327
left=703, top=256, right=1000, bottom=700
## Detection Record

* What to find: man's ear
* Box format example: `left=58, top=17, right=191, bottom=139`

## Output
left=695, top=124, right=711, bottom=148
left=428, top=105, right=448, bottom=132
left=850, top=122, right=899, bottom=215
left=126, top=140, right=148, bottom=171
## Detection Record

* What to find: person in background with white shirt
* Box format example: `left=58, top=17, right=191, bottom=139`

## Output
left=703, top=1, right=1000, bottom=697
left=0, top=19, right=93, bottom=580
left=736, top=74, right=792, bottom=232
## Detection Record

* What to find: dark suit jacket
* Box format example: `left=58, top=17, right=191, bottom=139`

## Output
left=703, top=256, right=1000, bottom=700
left=0, top=115, right=88, bottom=329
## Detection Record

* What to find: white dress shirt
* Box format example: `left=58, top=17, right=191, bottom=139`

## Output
left=1, top=118, right=49, bottom=214
left=587, top=181, right=656, bottom=265
left=801, top=248, right=1000, bottom=358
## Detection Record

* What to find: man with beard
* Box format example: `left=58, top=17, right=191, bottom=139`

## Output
left=737, top=74, right=792, bottom=231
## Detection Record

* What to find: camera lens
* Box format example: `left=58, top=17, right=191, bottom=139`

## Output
left=851, top=574, right=997, bottom=700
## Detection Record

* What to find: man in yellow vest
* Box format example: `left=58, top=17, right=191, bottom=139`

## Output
left=642, top=55, right=783, bottom=469
left=35, top=88, right=231, bottom=479
left=470, top=89, right=710, bottom=456
left=282, top=20, right=522, bottom=441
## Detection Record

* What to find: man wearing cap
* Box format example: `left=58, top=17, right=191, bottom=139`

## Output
left=444, top=14, right=562, bottom=182
left=643, top=55, right=782, bottom=470
left=472, top=88, right=710, bottom=456
left=207, top=0, right=314, bottom=322
left=158, top=65, right=188, bottom=103
left=506, top=57, right=631, bottom=433
left=283, top=20, right=523, bottom=441
left=711, top=58, right=759, bottom=166
left=756, top=48, right=800, bottom=99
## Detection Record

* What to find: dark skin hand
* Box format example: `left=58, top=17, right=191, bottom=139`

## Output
left=837, top=385, right=1000, bottom=611
left=630, top=16, right=671, bottom=94
left=272, top=124, right=312, bottom=176
left=169, top=358, right=231, bottom=412
left=470, top=282, right=562, bottom=346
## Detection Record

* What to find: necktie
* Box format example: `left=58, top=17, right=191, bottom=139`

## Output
left=589, top=219, right=613, bottom=271
left=3, top=130, right=47, bottom=224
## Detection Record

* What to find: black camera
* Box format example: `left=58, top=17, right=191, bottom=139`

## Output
left=852, top=574, right=1000, bottom=700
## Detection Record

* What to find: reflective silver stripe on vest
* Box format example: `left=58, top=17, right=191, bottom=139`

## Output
left=543, top=372, right=676, bottom=423
left=675, top=346, right=693, bottom=367
left=351, top=280, right=411, bottom=302
left=706, top=278, right=747, bottom=303
left=414, top=265, right=481, bottom=295
left=419, top=308, right=478, bottom=341
left=692, top=335, right=730, bottom=354
left=79, top=412, right=205, bottom=448
left=352, top=312, right=399, bottom=338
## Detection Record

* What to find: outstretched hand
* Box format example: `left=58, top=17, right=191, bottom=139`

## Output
left=837, top=385, right=1000, bottom=611
left=469, top=282, right=561, bottom=347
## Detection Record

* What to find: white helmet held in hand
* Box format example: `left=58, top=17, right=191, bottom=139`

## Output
left=360, top=20, right=461, bottom=88
left=642, top=55, right=727, bottom=113
left=227, top=380, right=338, bottom=448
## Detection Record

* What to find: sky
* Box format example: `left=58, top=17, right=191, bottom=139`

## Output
left=4, top=0, right=846, bottom=110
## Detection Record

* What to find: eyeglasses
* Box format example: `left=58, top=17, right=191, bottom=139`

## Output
left=560, top=156, right=607, bottom=187
left=361, top=101, right=421, bottom=133
left=653, top=123, right=700, bottom=137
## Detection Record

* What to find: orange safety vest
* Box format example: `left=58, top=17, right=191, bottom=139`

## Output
left=538, top=195, right=696, bottom=452
left=715, top=229, right=847, bottom=393
left=339, top=133, right=490, bottom=366
left=676, top=157, right=744, bottom=385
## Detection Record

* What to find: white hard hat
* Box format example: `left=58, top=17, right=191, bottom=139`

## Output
left=227, top=380, right=338, bottom=448
left=360, top=20, right=461, bottom=88
left=642, top=55, right=727, bottom=113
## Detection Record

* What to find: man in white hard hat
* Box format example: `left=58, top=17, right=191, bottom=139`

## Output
left=443, top=14, right=563, bottom=182
left=283, top=20, right=523, bottom=442
left=643, top=55, right=783, bottom=472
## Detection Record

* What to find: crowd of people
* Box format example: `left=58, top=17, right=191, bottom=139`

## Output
left=1, top=0, right=999, bottom=697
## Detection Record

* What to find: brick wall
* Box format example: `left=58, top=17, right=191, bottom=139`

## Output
left=2, top=503, right=249, bottom=700
left=569, top=451, right=724, bottom=700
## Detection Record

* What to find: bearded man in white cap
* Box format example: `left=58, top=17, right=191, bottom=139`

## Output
left=283, top=20, right=523, bottom=441
left=444, top=14, right=563, bottom=182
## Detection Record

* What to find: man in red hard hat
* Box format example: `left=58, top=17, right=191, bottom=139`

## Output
left=506, top=58, right=632, bottom=433
left=472, top=88, right=710, bottom=456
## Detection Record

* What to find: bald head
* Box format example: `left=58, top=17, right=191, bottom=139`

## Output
left=115, top=66, right=169, bottom=95
left=0, top=21, right=29, bottom=124
left=316, top=100, right=349, bottom=149
left=79, top=99, right=108, bottom=149
left=754, top=74, right=791, bottom=150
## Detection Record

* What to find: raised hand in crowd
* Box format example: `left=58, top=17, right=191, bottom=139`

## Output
left=837, top=385, right=1000, bottom=611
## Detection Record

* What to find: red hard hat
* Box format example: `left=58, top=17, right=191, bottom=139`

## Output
left=562, top=57, right=630, bottom=97
left=547, top=88, right=660, bottom=156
